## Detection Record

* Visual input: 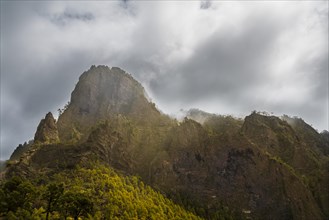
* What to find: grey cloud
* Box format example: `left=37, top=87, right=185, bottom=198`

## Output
left=149, top=13, right=285, bottom=103
left=119, top=0, right=130, bottom=9
left=1, top=1, right=328, bottom=160
left=147, top=3, right=328, bottom=130
left=200, top=1, right=212, bottom=10
left=49, top=11, right=94, bottom=26
left=0, top=51, right=96, bottom=158
left=305, top=52, right=328, bottom=101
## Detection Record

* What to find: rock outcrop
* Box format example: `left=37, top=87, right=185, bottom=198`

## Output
left=34, top=112, right=59, bottom=144
left=57, top=65, right=160, bottom=142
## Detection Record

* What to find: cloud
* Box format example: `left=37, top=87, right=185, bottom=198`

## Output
left=48, top=11, right=94, bottom=26
left=0, top=1, right=328, bottom=159
left=200, top=0, right=212, bottom=10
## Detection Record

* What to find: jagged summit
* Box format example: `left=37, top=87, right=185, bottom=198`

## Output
left=57, top=65, right=160, bottom=142
left=69, top=65, right=146, bottom=116
left=34, top=112, right=59, bottom=144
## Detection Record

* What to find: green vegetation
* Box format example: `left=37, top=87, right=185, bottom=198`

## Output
left=57, top=101, right=71, bottom=116
left=266, top=151, right=314, bottom=189
left=0, top=164, right=202, bottom=220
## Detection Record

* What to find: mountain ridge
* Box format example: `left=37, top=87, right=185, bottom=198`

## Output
left=3, top=65, right=329, bottom=219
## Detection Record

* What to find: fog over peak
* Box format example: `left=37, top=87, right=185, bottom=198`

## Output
left=1, top=1, right=328, bottom=159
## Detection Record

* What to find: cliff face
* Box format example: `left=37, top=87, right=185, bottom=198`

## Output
left=6, top=66, right=329, bottom=220
left=241, top=113, right=328, bottom=218
left=57, top=65, right=160, bottom=142
left=141, top=116, right=325, bottom=220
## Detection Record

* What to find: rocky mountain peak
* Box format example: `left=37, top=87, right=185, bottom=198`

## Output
left=34, top=112, right=59, bottom=144
left=57, top=65, right=160, bottom=142
left=71, top=65, right=146, bottom=115
left=242, top=112, right=293, bottom=133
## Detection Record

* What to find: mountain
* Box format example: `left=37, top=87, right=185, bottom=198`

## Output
left=3, top=65, right=329, bottom=219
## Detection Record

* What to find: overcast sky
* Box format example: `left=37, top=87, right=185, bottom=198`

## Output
left=1, top=1, right=328, bottom=160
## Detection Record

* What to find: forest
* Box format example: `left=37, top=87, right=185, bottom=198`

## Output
left=0, top=164, right=203, bottom=220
